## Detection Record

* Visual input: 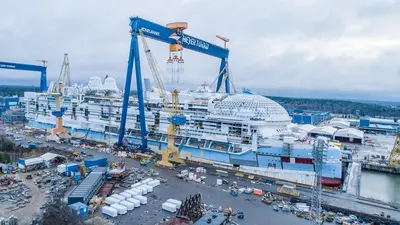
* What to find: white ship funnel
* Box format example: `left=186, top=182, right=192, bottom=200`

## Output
left=88, top=76, right=103, bottom=90
left=103, top=77, right=119, bottom=92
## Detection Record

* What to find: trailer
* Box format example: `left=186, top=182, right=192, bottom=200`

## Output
left=102, top=206, right=118, bottom=218
left=162, top=202, right=177, bottom=213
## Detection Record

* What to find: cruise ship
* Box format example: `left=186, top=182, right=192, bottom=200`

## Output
left=23, top=76, right=343, bottom=187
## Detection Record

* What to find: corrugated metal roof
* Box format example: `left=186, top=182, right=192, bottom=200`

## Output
left=68, top=172, right=103, bottom=203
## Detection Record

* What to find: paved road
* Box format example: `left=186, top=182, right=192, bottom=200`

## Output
left=4, top=131, right=400, bottom=223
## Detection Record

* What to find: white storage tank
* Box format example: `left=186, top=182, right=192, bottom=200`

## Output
left=110, top=204, right=127, bottom=215
left=102, top=206, right=118, bottom=217
left=126, top=198, right=140, bottom=207
left=166, top=199, right=182, bottom=209
left=133, top=195, right=147, bottom=204
left=119, top=201, right=134, bottom=211
left=105, top=196, right=120, bottom=205
left=162, top=202, right=177, bottom=213
left=111, top=194, right=126, bottom=201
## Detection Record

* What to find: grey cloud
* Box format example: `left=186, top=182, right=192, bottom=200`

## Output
left=0, top=0, right=399, bottom=102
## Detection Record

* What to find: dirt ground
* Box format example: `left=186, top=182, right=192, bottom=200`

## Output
left=0, top=172, right=46, bottom=225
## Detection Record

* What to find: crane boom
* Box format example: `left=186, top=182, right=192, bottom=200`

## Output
left=139, top=31, right=168, bottom=103
left=139, top=33, right=185, bottom=167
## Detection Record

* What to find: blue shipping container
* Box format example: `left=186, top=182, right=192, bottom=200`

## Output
left=74, top=172, right=81, bottom=184
left=68, top=202, right=88, bottom=221
left=84, top=157, right=107, bottom=167
left=66, top=163, right=79, bottom=176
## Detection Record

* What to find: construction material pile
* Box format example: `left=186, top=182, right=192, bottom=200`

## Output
left=0, top=176, right=30, bottom=211
left=0, top=216, right=18, bottom=225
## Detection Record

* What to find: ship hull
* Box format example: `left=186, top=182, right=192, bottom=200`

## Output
left=28, top=120, right=342, bottom=187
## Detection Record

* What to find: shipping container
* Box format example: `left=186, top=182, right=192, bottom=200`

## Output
left=126, top=198, right=140, bottom=207
left=131, top=182, right=142, bottom=188
left=124, top=190, right=138, bottom=198
left=74, top=172, right=81, bottom=184
left=119, top=201, right=134, bottom=210
left=68, top=202, right=88, bottom=221
left=253, top=188, right=263, bottom=196
left=141, top=184, right=153, bottom=193
left=162, top=202, right=177, bottom=213
left=131, top=188, right=143, bottom=195
left=111, top=194, right=125, bottom=201
left=133, top=195, right=147, bottom=204
left=102, top=206, right=118, bottom=217
left=148, top=180, right=160, bottom=187
left=141, top=178, right=153, bottom=185
left=166, top=199, right=182, bottom=209
left=105, top=197, right=120, bottom=205
left=66, top=163, right=79, bottom=176
left=119, top=192, right=131, bottom=199
left=110, top=204, right=127, bottom=215
left=137, top=186, right=148, bottom=195
left=57, top=164, right=67, bottom=174
left=84, top=157, right=108, bottom=167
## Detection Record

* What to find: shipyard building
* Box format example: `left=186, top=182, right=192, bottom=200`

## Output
left=287, top=109, right=330, bottom=125
left=359, top=117, right=399, bottom=135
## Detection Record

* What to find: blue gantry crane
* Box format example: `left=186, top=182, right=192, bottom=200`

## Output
left=116, top=16, right=231, bottom=150
left=0, top=61, right=48, bottom=92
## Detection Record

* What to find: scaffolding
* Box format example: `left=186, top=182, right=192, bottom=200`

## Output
left=311, top=137, right=328, bottom=225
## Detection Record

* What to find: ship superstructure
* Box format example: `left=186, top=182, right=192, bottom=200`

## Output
left=23, top=76, right=342, bottom=187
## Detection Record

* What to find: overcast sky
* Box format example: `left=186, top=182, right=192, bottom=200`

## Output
left=1, top=0, right=399, bottom=101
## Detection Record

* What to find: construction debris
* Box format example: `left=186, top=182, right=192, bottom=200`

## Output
left=0, top=176, right=30, bottom=211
